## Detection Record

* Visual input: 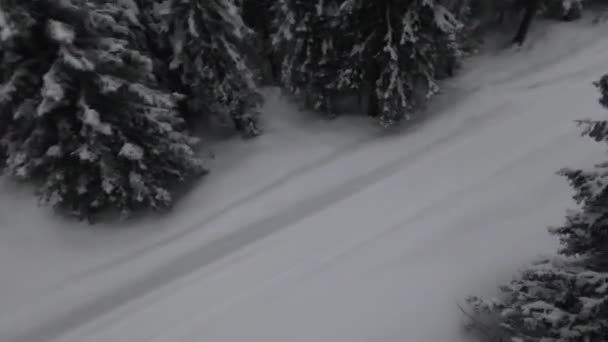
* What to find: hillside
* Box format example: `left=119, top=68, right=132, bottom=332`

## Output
left=1, top=16, right=607, bottom=342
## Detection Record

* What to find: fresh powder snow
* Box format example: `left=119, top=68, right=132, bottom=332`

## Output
left=0, top=16, right=607, bottom=342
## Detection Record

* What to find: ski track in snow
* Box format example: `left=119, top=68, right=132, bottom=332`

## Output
left=76, top=132, right=382, bottom=280
left=1, top=17, right=608, bottom=342
left=2, top=95, right=515, bottom=342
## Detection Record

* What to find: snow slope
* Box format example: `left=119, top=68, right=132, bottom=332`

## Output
left=1, top=17, right=608, bottom=342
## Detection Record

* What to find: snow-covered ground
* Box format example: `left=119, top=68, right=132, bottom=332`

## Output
left=1, top=17, right=608, bottom=342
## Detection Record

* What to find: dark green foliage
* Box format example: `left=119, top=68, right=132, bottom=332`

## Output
left=339, top=0, right=462, bottom=125
left=157, top=0, right=263, bottom=137
left=0, top=0, right=597, bottom=223
left=274, top=0, right=462, bottom=126
left=468, top=257, right=608, bottom=342
left=551, top=75, right=608, bottom=264
left=467, top=74, right=608, bottom=342
left=273, top=0, right=343, bottom=117
left=0, top=0, right=205, bottom=220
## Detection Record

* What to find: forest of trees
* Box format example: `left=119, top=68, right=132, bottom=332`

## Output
left=0, top=0, right=587, bottom=220
left=1, top=0, right=606, bottom=340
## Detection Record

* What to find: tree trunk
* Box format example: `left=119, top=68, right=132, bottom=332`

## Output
left=366, top=61, right=381, bottom=118
left=512, top=0, right=540, bottom=45
left=243, top=0, right=279, bottom=85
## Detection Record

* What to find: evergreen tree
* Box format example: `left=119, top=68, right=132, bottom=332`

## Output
left=445, top=0, right=494, bottom=54
left=157, top=0, right=262, bottom=137
left=337, top=0, right=462, bottom=126
left=554, top=75, right=608, bottom=264
left=466, top=75, right=608, bottom=341
left=0, top=0, right=205, bottom=220
left=275, top=0, right=462, bottom=126
left=273, top=0, right=344, bottom=117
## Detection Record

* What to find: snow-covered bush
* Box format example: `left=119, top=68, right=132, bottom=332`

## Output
left=0, top=0, right=205, bottom=220
left=466, top=75, right=608, bottom=341
left=468, top=257, right=608, bottom=341
left=154, top=0, right=262, bottom=137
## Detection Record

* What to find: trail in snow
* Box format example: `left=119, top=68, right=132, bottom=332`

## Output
left=1, top=94, right=515, bottom=342
left=0, top=90, right=375, bottom=313
left=1, top=16, right=608, bottom=342
left=77, top=123, right=381, bottom=281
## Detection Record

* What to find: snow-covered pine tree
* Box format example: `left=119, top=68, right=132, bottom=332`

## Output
left=157, top=0, right=262, bottom=137
left=274, top=0, right=462, bottom=125
left=0, top=0, right=35, bottom=167
left=337, top=0, right=462, bottom=126
left=554, top=74, right=608, bottom=265
left=444, top=0, right=486, bottom=53
left=273, top=0, right=344, bottom=117
left=466, top=75, right=608, bottom=341
left=0, top=0, right=205, bottom=220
